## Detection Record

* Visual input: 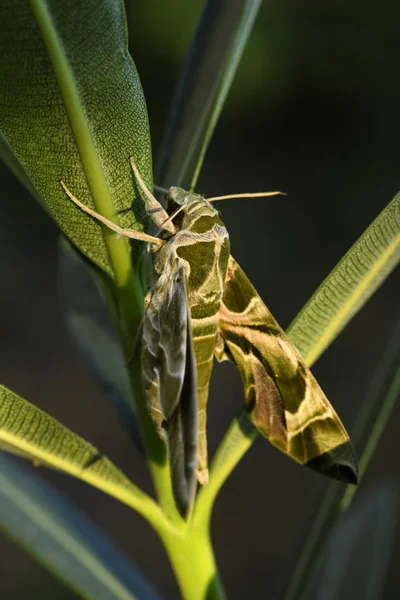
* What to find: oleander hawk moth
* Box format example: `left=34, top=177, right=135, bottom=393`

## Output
left=61, top=159, right=358, bottom=518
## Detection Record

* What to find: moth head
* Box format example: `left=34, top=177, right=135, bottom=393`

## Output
left=166, top=187, right=210, bottom=230
left=168, top=186, right=208, bottom=206
left=168, top=186, right=190, bottom=206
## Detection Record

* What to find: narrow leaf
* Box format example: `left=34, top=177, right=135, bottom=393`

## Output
left=0, top=0, right=151, bottom=277
left=0, top=384, right=163, bottom=525
left=156, top=0, right=262, bottom=190
left=288, top=192, right=400, bottom=365
left=0, top=454, right=162, bottom=600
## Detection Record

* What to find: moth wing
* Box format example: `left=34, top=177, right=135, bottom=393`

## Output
left=215, top=256, right=358, bottom=483
left=142, top=262, right=197, bottom=517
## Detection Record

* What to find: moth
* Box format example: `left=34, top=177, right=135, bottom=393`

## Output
left=61, top=159, right=358, bottom=517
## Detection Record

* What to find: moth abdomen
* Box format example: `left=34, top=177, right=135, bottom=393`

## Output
left=190, top=315, right=220, bottom=484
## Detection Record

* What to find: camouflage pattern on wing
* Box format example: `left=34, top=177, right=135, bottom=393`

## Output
left=215, top=256, right=358, bottom=484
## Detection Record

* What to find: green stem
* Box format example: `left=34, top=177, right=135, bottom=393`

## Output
left=159, top=525, right=225, bottom=600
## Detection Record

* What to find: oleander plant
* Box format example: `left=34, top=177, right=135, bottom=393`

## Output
left=0, top=1, right=399, bottom=599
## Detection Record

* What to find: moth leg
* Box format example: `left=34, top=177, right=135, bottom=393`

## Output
left=60, top=181, right=163, bottom=248
left=129, top=157, right=175, bottom=235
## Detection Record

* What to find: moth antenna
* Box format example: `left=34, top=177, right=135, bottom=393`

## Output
left=153, top=184, right=170, bottom=194
left=60, top=181, right=164, bottom=248
left=129, top=157, right=175, bottom=234
left=207, top=191, right=286, bottom=202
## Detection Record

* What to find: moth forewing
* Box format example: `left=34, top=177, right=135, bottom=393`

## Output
left=142, top=263, right=198, bottom=516
left=215, top=256, right=358, bottom=483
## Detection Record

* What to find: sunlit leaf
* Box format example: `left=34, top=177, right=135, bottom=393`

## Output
left=0, top=383, right=161, bottom=522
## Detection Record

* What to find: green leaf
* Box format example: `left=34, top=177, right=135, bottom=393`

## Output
left=195, top=193, right=400, bottom=520
left=0, top=0, right=151, bottom=280
left=0, top=383, right=164, bottom=528
left=0, top=454, right=162, bottom=600
left=288, top=192, right=400, bottom=366
left=156, top=0, right=262, bottom=190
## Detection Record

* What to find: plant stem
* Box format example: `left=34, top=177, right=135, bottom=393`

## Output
left=195, top=409, right=256, bottom=524
left=158, top=525, right=225, bottom=600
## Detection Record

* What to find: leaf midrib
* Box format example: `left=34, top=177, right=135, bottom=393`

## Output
left=28, top=1, right=138, bottom=295
left=299, top=231, right=400, bottom=366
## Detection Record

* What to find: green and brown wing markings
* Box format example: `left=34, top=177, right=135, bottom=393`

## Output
left=216, top=256, right=358, bottom=484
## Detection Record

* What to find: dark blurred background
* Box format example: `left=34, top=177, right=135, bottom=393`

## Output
left=0, top=0, right=399, bottom=598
